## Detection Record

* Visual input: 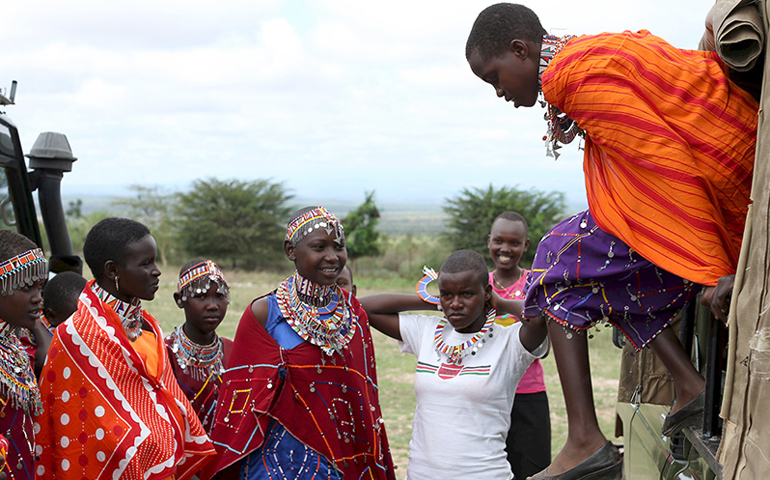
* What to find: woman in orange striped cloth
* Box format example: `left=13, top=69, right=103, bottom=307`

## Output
left=466, top=4, right=757, bottom=480
left=34, top=218, right=216, bottom=480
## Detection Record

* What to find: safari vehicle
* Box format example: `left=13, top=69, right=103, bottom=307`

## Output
left=0, top=80, right=80, bottom=274
left=616, top=1, right=770, bottom=479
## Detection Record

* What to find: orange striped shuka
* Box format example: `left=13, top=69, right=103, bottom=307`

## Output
left=542, top=30, right=758, bottom=286
left=34, top=281, right=216, bottom=480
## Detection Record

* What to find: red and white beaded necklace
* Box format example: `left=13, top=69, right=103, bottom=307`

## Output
left=433, top=309, right=497, bottom=363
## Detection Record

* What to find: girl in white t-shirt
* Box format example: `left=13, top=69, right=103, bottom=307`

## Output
left=360, top=249, right=548, bottom=479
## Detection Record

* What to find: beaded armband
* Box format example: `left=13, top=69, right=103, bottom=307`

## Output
left=416, top=266, right=440, bottom=305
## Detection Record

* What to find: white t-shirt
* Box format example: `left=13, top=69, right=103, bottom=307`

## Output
left=398, top=314, right=547, bottom=480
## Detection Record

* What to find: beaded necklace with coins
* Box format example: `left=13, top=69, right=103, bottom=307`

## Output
left=168, top=260, right=230, bottom=381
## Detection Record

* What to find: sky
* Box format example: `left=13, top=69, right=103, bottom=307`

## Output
left=4, top=0, right=713, bottom=209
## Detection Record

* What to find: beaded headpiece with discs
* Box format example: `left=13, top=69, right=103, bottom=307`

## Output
left=0, top=248, right=47, bottom=297
left=176, top=259, right=230, bottom=307
left=286, top=206, right=344, bottom=247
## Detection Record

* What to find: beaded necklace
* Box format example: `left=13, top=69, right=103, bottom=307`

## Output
left=276, top=271, right=357, bottom=356
left=168, top=325, right=225, bottom=381
left=91, top=282, right=144, bottom=341
left=539, top=34, right=584, bottom=159
left=0, top=325, right=41, bottom=416
left=433, top=308, right=497, bottom=363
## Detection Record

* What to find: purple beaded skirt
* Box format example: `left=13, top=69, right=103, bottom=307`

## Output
left=522, top=210, right=701, bottom=350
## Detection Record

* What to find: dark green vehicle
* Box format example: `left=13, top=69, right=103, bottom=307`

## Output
left=616, top=302, right=723, bottom=480
left=0, top=80, right=80, bottom=274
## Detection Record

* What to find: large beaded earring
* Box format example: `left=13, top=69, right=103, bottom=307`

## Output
left=115, top=275, right=120, bottom=293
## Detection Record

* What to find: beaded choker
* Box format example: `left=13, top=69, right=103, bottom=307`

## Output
left=433, top=309, right=497, bottom=363
left=168, top=325, right=225, bottom=381
left=0, top=324, right=41, bottom=415
left=276, top=271, right=357, bottom=356
left=91, top=282, right=144, bottom=341
left=0, top=248, right=47, bottom=297
left=539, top=34, right=584, bottom=159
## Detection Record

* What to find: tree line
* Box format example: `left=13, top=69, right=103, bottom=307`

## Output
left=63, top=178, right=566, bottom=273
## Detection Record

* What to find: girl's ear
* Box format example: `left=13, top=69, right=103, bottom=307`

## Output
left=284, top=240, right=297, bottom=262
left=524, top=237, right=532, bottom=253
left=509, top=39, right=529, bottom=59
left=104, top=259, right=119, bottom=282
left=173, top=291, right=184, bottom=309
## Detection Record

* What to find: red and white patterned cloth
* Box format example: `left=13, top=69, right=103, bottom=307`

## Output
left=34, top=280, right=215, bottom=480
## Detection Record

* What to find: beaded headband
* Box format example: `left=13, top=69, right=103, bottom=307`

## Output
left=0, top=248, right=47, bottom=297
left=176, top=260, right=229, bottom=306
left=286, top=206, right=344, bottom=247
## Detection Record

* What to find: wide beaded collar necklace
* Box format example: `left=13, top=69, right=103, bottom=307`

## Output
left=0, top=325, right=41, bottom=416
left=168, top=325, right=225, bottom=381
left=276, top=272, right=357, bottom=356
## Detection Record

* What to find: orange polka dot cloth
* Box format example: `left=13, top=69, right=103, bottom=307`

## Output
left=34, top=280, right=215, bottom=480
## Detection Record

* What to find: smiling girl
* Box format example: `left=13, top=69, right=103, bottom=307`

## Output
left=487, top=212, right=550, bottom=479
left=35, top=218, right=215, bottom=480
left=207, top=206, right=395, bottom=480
left=361, top=249, right=548, bottom=480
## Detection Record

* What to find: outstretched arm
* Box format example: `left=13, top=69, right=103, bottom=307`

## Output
left=490, top=291, right=524, bottom=320
left=519, top=314, right=548, bottom=354
left=489, top=291, right=546, bottom=353
left=360, top=294, right=438, bottom=341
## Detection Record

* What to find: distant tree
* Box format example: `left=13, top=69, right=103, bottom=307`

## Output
left=176, top=178, right=293, bottom=269
left=343, top=191, right=382, bottom=261
left=66, top=210, right=113, bottom=258
left=113, top=185, right=176, bottom=267
left=66, top=199, right=83, bottom=219
left=443, top=184, right=566, bottom=268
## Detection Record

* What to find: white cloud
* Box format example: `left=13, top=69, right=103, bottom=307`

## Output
left=72, top=78, right=126, bottom=107
left=3, top=0, right=714, bottom=211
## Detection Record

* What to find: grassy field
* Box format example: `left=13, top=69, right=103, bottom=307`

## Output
left=150, top=266, right=622, bottom=479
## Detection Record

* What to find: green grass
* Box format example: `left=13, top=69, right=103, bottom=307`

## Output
left=149, top=267, right=621, bottom=479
